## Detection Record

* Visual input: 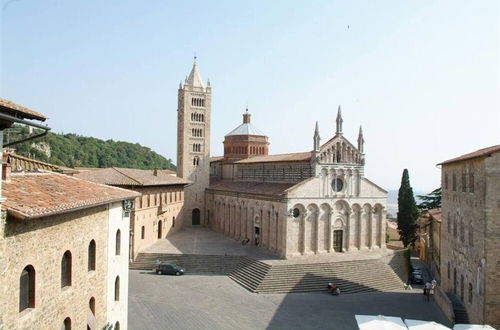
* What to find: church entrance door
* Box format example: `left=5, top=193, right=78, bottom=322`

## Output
left=158, top=220, right=162, bottom=239
left=333, top=230, right=343, bottom=252
left=192, top=208, right=200, bottom=225
left=254, top=226, right=260, bottom=246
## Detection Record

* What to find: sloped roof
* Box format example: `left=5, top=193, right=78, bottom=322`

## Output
left=235, top=151, right=312, bottom=164
left=207, top=180, right=296, bottom=197
left=225, top=122, right=267, bottom=137
left=1, top=172, right=139, bottom=219
left=74, top=167, right=189, bottom=186
left=185, top=63, right=205, bottom=88
left=0, top=97, right=46, bottom=121
left=438, top=145, right=500, bottom=165
left=428, top=209, right=442, bottom=222
left=210, top=156, right=224, bottom=163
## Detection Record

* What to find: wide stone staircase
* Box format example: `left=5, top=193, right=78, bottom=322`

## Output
left=229, top=258, right=405, bottom=294
left=130, top=253, right=242, bottom=274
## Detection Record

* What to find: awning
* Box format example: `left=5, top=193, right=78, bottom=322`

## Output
left=356, top=314, right=407, bottom=330
left=405, top=319, right=451, bottom=330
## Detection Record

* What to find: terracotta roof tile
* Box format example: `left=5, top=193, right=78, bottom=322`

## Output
left=235, top=151, right=312, bottom=164
left=0, top=97, right=46, bottom=121
left=1, top=172, right=139, bottom=219
left=428, top=209, right=442, bottom=221
left=74, top=167, right=189, bottom=186
left=439, top=145, right=500, bottom=165
left=207, top=180, right=296, bottom=197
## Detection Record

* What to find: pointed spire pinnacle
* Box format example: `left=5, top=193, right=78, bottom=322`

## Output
left=207, top=78, right=211, bottom=87
left=185, top=57, right=205, bottom=88
left=336, top=105, right=343, bottom=135
left=357, top=125, right=365, bottom=153
left=313, top=121, right=321, bottom=151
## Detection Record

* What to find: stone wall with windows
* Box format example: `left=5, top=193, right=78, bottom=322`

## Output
left=440, top=157, right=489, bottom=325
left=129, top=185, right=185, bottom=260
left=0, top=206, right=109, bottom=329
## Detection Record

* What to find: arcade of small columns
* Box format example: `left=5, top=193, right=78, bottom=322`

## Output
left=206, top=194, right=386, bottom=257
left=319, top=167, right=363, bottom=197
left=320, top=141, right=363, bottom=165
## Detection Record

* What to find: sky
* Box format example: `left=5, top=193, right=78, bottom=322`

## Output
left=1, top=0, right=499, bottom=192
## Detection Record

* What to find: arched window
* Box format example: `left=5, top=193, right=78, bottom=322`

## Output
left=115, top=322, right=120, bottom=330
left=61, top=251, right=72, bottom=288
left=115, top=230, right=121, bottom=256
left=114, top=276, right=120, bottom=301
left=89, top=297, right=95, bottom=316
left=447, top=261, right=451, bottom=279
left=141, top=226, right=145, bottom=239
left=19, top=265, right=35, bottom=311
left=88, top=240, right=96, bottom=271
left=468, top=283, right=473, bottom=303
left=63, top=317, right=71, bottom=330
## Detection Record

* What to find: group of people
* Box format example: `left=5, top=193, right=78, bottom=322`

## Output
left=423, top=279, right=437, bottom=301
left=327, top=283, right=341, bottom=296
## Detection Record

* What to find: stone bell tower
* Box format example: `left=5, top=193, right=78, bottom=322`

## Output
left=177, top=57, right=212, bottom=226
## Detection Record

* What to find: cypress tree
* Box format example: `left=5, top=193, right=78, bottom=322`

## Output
left=397, top=169, right=419, bottom=247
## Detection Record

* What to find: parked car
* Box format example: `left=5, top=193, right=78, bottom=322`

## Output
left=410, top=272, right=424, bottom=284
left=155, top=264, right=185, bottom=276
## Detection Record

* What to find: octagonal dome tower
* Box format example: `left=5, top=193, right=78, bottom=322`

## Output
left=223, top=109, right=269, bottom=162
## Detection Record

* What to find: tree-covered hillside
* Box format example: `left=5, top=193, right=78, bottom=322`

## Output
left=5, top=126, right=175, bottom=170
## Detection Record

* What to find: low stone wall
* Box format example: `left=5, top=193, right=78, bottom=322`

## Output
left=434, top=285, right=455, bottom=324
left=381, top=248, right=410, bottom=284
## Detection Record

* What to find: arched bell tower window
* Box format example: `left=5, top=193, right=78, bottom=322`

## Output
left=61, top=251, right=72, bottom=288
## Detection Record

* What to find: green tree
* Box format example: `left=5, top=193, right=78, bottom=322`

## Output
left=397, top=169, right=419, bottom=247
left=417, top=187, right=442, bottom=211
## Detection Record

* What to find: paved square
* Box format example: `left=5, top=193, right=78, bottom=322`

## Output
left=129, top=270, right=451, bottom=330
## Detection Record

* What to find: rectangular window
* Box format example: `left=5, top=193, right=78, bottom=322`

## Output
left=452, top=174, right=457, bottom=191
left=461, top=173, right=466, bottom=192
left=469, top=173, right=474, bottom=193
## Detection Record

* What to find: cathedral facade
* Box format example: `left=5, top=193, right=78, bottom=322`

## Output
left=177, top=61, right=387, bottom=258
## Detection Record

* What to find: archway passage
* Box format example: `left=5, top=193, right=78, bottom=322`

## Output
left=158, top=220, right=162, bottom=239
left=192, top=208, right=200, bottom=225
left=333, top=230, right=343, bottom=252
left=254, top=226, right=260, bottom=246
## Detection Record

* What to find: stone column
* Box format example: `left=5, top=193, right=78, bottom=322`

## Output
left=327, top=210, right=333, bottom=253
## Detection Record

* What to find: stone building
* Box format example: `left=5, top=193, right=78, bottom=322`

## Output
left=175, top=62, right=388, bottom=259
left=0, top=99, right=138, bottom=329
left=176, top=58, right=212, bottom=227
left=74, top=167, right=189, bottom=260
left=0, top=162, right=138, bottom=330
left=439, top=145, right=500, bottom=327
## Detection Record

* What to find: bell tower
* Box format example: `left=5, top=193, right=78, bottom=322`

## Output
left=177, top=57, right=211, bottom=226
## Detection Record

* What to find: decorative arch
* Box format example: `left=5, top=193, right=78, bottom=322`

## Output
left=352, top=204, right=362, bottom=249
left=305, top=204, right=319, bottom=253
left=291, top=203, right=306, bottom=254
left=319, top=203, right=332, bottom=251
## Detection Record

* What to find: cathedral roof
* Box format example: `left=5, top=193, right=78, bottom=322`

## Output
left=185, top=60, right=205, bottom=88
left=225, top=110, right=267, bottom=137
left=235, top=151, right=312, bottom=164
left=207, top=180, right=296, bottom=197
left=225, top=122, right=266, bottom=137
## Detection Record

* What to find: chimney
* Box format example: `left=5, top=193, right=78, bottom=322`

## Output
left=2, top=154, right=11, bottom=182
left=153, top=169, right=158, bottom=176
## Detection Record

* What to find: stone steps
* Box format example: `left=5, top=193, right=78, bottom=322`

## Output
left=229, top=258, right=404, bottom=294
left=130, top=253, right=242, bottom=274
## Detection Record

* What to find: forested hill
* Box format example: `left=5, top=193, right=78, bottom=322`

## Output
left=7, top=126, right=175, bottom=170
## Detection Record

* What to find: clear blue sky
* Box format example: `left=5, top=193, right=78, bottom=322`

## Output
left=1, top=0, right=498, bottom=191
